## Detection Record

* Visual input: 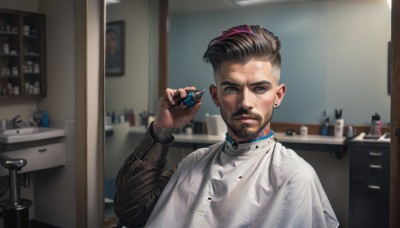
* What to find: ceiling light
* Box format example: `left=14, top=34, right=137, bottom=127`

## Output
left=106, top=0, right=120, bottom=5
left=233, top=0, right=271, bottom=6
left=232, top=0, right=307, bottom=6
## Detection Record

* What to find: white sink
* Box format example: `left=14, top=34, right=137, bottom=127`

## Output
left=3, top=128, right=35, bottom=135
left=0, top=127, right=66, bottom=144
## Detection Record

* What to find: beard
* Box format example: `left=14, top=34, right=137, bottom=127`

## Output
left=221, top=107, right=273, bottom=140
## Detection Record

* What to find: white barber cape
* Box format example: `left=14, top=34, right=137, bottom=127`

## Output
left=146, top=136, right=339, bottom=228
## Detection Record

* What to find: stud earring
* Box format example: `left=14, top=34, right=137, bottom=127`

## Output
left=274, top=103, right=279, bottom=109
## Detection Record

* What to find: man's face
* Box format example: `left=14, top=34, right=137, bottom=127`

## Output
left=106, top=32, right=118, bottom=56
left=209, top=59, right=285, bottom=143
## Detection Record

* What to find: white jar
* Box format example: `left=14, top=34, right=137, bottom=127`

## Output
left=300, top=125, right=308, bottom=136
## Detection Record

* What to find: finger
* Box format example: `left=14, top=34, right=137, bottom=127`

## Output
left=177, top=86, right=197, bottom=99
left=165, top=88, right=179, bottom=105
left=183, top=86, right=196, bottom=91
left=173, top=88, right=191, bottom=106
left=176, top=88, right=188, bottom=99
left=187, top=101, right=202, bottom=115
left=159, top=96, right=174, bottom=109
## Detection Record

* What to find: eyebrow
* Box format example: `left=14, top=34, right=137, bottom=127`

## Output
left=251, top=80, right=273, bottom=86
left=220, top=80, right=272, bottom=87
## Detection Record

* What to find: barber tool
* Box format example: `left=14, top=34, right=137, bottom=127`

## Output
left=321, top=110, right=330, bottom=136
left=176, top=89, right=205, bottom=108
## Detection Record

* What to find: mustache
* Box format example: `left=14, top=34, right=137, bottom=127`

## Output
left=232, top=108, right=261, bottom=119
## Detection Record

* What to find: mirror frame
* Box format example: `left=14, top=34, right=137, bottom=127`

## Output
left=98, top=0, right=169, bottom=226
left=98, top=0, right=106, bottom=225
left=97, top=0, right=400, bottom=227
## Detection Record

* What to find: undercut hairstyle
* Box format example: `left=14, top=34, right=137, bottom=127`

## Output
left=203, top=25, right=282, bottom=81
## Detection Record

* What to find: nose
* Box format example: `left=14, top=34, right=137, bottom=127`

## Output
left=238, top=89, right=253, bottom=110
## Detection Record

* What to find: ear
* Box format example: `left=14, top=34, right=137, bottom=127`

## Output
left=209, top=84, right=220, bottom=107
left=274, top=84, right=286, bottom=107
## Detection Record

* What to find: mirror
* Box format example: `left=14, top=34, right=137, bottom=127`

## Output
left=101, top=0, right=391, bottom=224
left=102, top=0, right=166, bottom=223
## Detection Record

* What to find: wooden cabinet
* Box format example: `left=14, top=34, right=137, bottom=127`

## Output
left=0, top=8, right=46, bottom=99
left=349, top=141, right=390, bottom=228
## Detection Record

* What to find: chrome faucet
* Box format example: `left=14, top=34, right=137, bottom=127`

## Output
left=11, top=115, right=23, bottom=129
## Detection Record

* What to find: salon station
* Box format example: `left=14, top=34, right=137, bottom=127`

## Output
left=0, top=0, right=398, bottom=228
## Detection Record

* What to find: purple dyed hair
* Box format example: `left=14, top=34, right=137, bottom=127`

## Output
left=203, top=25, right=281, bottom=75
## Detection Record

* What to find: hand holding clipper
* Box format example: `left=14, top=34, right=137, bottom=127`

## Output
left=175, top=89, right=205, bottom=108
left=153, top=87, right=204, bottom=139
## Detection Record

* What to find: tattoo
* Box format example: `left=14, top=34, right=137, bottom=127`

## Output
left=152, top=123, right=173, bottom=142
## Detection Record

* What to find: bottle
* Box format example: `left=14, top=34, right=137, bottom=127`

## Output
left=334, top=109, right=344, bottom=138
left=321, top=122, right=329, bottom=136
left=111, top=111, right=116, bottom=124
left=2, top=42, right=9, bottom=54
left=347, top=125, right=354, bottom=138
left=41, top=110, right=49, bottom=128
left=129, top=109, right=135, bottom=127
left=371, top=113, right=382, bottom=136
left=334, top=119, right=344, bottom=138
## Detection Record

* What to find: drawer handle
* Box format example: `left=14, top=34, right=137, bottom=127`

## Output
left=38, top=148, right=47, bottom=152
left=369, top=164, right=382, bottom=169
left=368, top=185, right=381, bottom=190
left=369, top=151, right=382, bottom=157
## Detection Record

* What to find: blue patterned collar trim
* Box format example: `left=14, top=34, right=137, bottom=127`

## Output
left=225, top=130, right=274, bottom=146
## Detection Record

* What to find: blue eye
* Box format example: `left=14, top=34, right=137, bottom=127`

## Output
left=224, top=86, right=239, bottom=92
left=253, top=86, right=267, bottom=93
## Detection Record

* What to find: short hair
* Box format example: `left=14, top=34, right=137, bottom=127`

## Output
left=203, top=25, right=281, bottom=80
left=106, top=28, right=117, bottom=35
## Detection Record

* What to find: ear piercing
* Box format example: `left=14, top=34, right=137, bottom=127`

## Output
left=274, top=103, right=279, bottom=109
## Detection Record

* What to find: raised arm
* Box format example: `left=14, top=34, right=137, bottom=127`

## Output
left=114, top=87, right=202, bottom=227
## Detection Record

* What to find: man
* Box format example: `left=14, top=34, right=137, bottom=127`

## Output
left=115, top=24, right=339, bottom=228
left=106, top=28, right=122, bottom=73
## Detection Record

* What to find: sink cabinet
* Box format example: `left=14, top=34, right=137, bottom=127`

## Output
left=0, top=8, right=46, bottom=99
left=348, top=141, right=390, bottom=228
left=0, top=142, right=65, bottom=176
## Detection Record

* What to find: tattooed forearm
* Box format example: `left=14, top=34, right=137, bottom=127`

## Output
left=152, top=123, right=173, bottom=142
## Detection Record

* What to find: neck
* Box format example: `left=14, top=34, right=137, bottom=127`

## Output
left=227, top=126, right=272, bottom=145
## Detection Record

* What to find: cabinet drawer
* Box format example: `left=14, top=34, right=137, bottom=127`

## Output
left=351, top=160, right=390, bottom=179
left=350, top=179, right=390, bottom=228
left=350, top=144, right=390, bottom=162
left=0, top=143, right=65, bottom=176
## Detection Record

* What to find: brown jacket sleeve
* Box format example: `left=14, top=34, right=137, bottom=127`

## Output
left=114, top=124, right=175, bottom=227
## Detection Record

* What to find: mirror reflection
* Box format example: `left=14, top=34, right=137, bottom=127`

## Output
left=103, top=0, right=391, bottom=224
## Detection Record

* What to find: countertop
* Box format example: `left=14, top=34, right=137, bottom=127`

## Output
left=129, top=126, right=347, bottom=158
left=350, top=132, right=390, bottom=144
left=129, top=126, right=346, bottom=145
